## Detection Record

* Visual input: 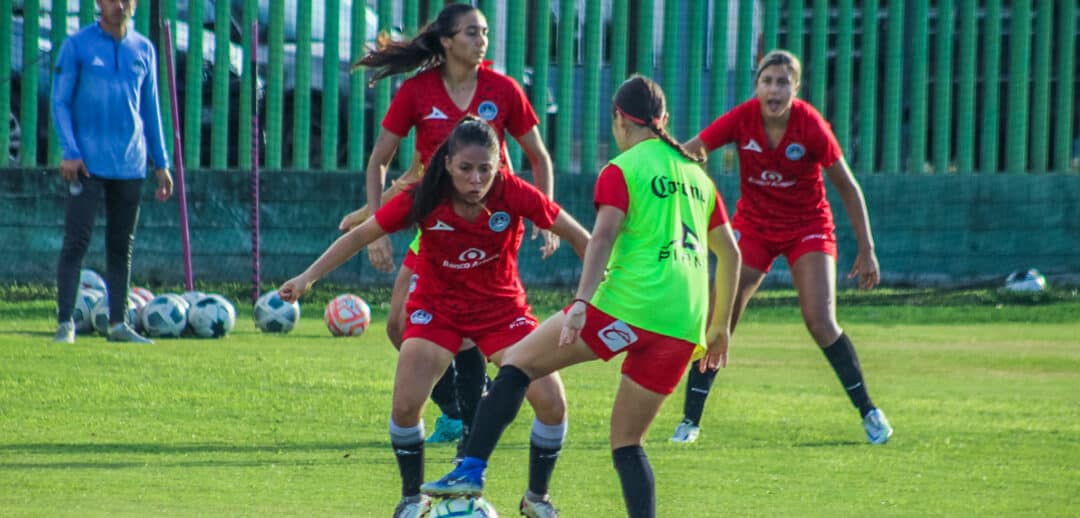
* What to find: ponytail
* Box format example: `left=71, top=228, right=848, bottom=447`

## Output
left=351, top=3, right=478, bottom=85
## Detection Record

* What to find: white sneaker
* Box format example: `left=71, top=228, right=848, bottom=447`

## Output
left=863, top=408, right=893, bottom=445
left=670, top=419, right=700, bottom=443
left=520, top=494, right=560, bottom=518
left=53, top=321, right=76, bottom=344
left=392, top=494, right=431, bottom=518
left=107, top=323, right=154, bottom=344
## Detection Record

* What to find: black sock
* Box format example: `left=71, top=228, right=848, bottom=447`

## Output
left=822, top=333, right=875, bottom=418
left=464, top=365, right=532, bottom=461
left=430, top=366, right=460, bottom=420
left=453, top=347, right=487, bottom=435
left=683, top=360, right=718, bottom=426
left=391, top=440, right=424, bottom=497
left=612, top=445, right=655, bottom=518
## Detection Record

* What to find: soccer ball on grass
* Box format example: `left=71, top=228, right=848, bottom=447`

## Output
left=188, top=294, right=237, bottom=338
left=254, top=290, right=301, bottom=333
left=430, top=497, right=498, bottom=517
left=324, top=294, right=371, bottom=337
left=1004, top=268, right=1047, bottom=292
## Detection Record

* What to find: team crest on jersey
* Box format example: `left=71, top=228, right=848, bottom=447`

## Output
left=477, top=101, right=498, bottom=121
left=785, top=143, right=806, bottom=160
left=598, top=320, right=639, bottom=352
left=489, top=211, right=510, bottom=232
left=409, top=309, right=433, bottom=325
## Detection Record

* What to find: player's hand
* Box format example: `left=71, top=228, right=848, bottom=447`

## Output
left=277, top=274, right=312, bottom=303
left=534, top=227, right=560, bottom=259
left=366, top=235, right=395, bottom=273
left=558, top=300, right=587, bottom=347
left=154, top=168, right=174, bottom=201
left=848, top=248, right=881, bottom=290
left=700, top=326, right=730, bottom=371
left=59, top=159, right=89, bottom=183
left=338, top=206, right=371, bottom=232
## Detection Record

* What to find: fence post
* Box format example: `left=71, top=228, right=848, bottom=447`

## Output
left=183, top=0, right=204, bottom=168
left=211, top=0, right=232, bottom=169
left=293, top=0, right=312, bottom=170
left=238, top=0, right=257, bottom=170
left=686, top=0, right=706, bottom=142
left=858, top=0, right=879, bottom=175
left=321, top=0, right=341, bottom=170
left=708, top=0, right=730, bottom=176
left=555, top=0, right=574, bottom=173
left=909, top=0, right=928, bottom=174
left=933, top=0, right=954, bottom=175
left=608, top=0, right=628, bottom=159
left=19, top=0, right=39, bottom=167
left=266, top=0, right=285, bottom=169
left=530, top=0, right=551, bottom=150
left=956, top=0, right=977, bottom=174
left=980, top=0, right=1001, bottom=173
left=834, top=0, right=853, bottom=154
left=1005, top=0, right=1032, bottom=173
left=1053, top=0, right=1077, bottom=173
left=348, top=0, right=367, bottom=171
left=1029, top=2, right=1053, bottom=173
left=809, top=0, right=828, bottom=112
left=881, top=0, right=904, bottom=174
left=581, top=0, right=602, bottom=174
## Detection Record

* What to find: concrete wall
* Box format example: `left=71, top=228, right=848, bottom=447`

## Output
left=2, top=168, right=1077, bottom=287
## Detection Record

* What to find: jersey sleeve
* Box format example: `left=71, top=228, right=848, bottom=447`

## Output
left=504, top=174, right=560, bottom=228
left=381, top=78, right=416, bottom=137
left=806, top=105, right=843, bottom=168
left=373, top=188, right=415, bottom=234
left=51, top=39, right=81, bottom=160
left=504, top=75, right=540, bottom=138
left=709, top=190, right=730, bottom=229
left=593, top=163, right=629, bottom=213
left=697, top=106, right=741, bottom=151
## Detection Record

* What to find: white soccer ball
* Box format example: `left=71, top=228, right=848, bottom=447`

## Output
left=430, top=497, right=499, bottom=518
left=90, top=294, right=140, bottom=335
left=181, top=290, right=207, bottom=307
left=140, top=294, right=189, bottom=338
left=324, top=293, right=371, bottom=337
left=188, top=294, right=237, bottom=338
left=73, top=288, right=104, bottom=333
left=254, top=290, right=301, bottom=333
left=130, top=286, right=155, bottom=305
left=80, top=269, right=106, bottom=292
left=1004, top=268, right=1047, bottom=292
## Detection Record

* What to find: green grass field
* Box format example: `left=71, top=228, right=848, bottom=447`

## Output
left=1, top=286, right=1078, bottom=517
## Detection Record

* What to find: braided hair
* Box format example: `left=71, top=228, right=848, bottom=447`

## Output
left=351, top=3, right=478, bottom=85
left=612, top=75, right=705, bottom=164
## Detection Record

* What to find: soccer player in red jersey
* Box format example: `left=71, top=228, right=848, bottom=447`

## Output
left=278, top=118, right=589, bottom=518
left=671, top=50, right=893, bottom=445
left=422, top=76, right=741, bottom=518
left=339, top=4, right=557, bottom=448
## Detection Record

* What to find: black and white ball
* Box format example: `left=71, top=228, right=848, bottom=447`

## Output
left=188, top=294, right=237, bottom=338
left=140, top=294, right=189, bottom=338
left=1005, top=269, right=1047, bottom=292
left=90, top=294, right=140, bottom=335
left=430, top=497, right=499, bottom=518
left=80, top=269, right=106, bottom=292
left=73, top=288, right=104, bottom=333
left=254, top=290, right=300, bottom=333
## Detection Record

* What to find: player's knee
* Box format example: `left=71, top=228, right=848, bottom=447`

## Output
left=804, top=318, right=841, bottom=347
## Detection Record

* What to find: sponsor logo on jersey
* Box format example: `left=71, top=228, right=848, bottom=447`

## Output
left=408, top=273, right=419, bottom=294
left=477, top=101, right=498, bottom=120
left=650, top=175, right=707, bottom=202
left=742, top=139, right=763, bottom=152
left=748, top=170, right=796, bottom=188
left=424, top=107, right=449, bottom=120
left=785, top=142, right=806, bottom=160
left=598, top=320, right=639, bottom=352
left=488, top=211, right=510, bottom=232
left=442, top=248, right=499, bottom=270
left=800, top=233, right=830, bottom=242
left=91, top=56, right=106, bottom=67
left=409, top=309, right=433, bottom=325
left=509, top=316, right=534, bottom=330
left=427, top=220, right=455, bottom=231
left=659, top=223, right=705, bottom=267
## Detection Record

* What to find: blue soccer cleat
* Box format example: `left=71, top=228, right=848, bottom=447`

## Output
left=426, top=414, right=463, bottom=444
left=420, top=458, right=486, bottom=497
left=863, top=408, right=894, bottom=445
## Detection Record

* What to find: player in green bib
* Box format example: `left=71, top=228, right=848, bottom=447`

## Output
left=423, top=76, right=742, bottom=518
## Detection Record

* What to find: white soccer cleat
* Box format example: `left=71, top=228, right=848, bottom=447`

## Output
left=520, top=494, right=560, bottom=518
left=53, top=320, right=76, bottom=344
left=670, top=419, right=700, bottom=443
left=863, top=408, right=893, bottom=445
left=392, top=494, right=432, bottom=518
left=107, top=323, right=154, bottom=344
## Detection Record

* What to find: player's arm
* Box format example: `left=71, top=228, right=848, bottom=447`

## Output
left=559, top=204, right=622, bottom=347
left=337, top=128, right=403, bottom=232
left=683, top=136, right=709, bottom=159
left=702, top=223, right=741, bottom=370
left=824, top=157, right=880, bottom=290
left=279, top=217, right=390, bottom=302
left=515, top=126, right=560, bottom=256
left=546, top=210, right=590, bottom=259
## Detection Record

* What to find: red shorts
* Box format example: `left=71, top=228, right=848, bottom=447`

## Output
left=568, top=303, right=696, bottom=395
left=402, top=303, right=538, bottom=358
left=734, top=228, right=837, bottom=273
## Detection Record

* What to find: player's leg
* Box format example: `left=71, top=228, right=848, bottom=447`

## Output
left=55, top=176, right=103, bottom=343
left=387, top=264, right=414, bottom=349
left=102, top=178, right=150, bottom=342
left=791, top=250, right=892, bottom=444
left=610, top=376, right=668, bottom=518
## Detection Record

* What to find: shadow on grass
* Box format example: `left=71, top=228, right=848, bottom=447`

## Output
left=0, top=330, right=54, bottom=338
left=793, top=440, right=865, bottom=447
left=0, top=440, right=387, bottom=455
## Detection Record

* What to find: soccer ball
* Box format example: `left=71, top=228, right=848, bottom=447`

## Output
left=181, top=290, right=207, bottom=307
left=80, top=268, right=106, bottom=292
left=130, top=286, right=155, bottom=305
left=1004, top=268, right=1047, bottom=292
left=188, top=294, right=237, bottom=338
left=90, top=293, right=141, bottom=335
left=140, top=294, right=189, bottom=338
left=72, top=288, right=104, bottom=333
left=324, top=294, right=371, bottom=337
left=254, top=290, right=301, bottom=333
left=430, top=497, right=499, bottom=518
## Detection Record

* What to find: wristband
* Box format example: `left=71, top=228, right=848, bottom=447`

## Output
left=571, top=298, right=589, bottom=306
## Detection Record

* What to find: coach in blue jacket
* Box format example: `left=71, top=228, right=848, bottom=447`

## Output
left=52, top=0, right=173, bottom=344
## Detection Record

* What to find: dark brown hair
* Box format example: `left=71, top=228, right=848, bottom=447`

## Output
left=613, top=75, right=705, bottom=164
left=409, top=116, right=500, bottom=223
left=351, top=3, right=479, bottom=85
left=755, top=49, right=802, bottom=84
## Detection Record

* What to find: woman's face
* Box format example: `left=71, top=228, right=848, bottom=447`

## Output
left=755, top=64, right=799, bottom=120
left=446, top=144, right=498, bottom=205
left=442, top=10, right=489, bottom=67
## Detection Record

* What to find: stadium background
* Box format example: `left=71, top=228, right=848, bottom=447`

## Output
left=2, top=0, right=1078, bottom=288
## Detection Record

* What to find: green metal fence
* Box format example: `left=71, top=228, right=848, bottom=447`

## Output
left=3, top=1, right=1078, bottom=175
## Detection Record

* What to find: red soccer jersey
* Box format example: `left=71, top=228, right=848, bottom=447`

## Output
left=381, top=65, right=539, bottom=171
left=374, top=173, right=561, bottom=323
left=593, top=163, right=730, bottom=229
left=698, top=98, right=842, bottom=239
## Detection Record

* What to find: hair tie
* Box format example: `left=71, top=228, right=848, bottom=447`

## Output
left=614, top=105, right=649, bottom=126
